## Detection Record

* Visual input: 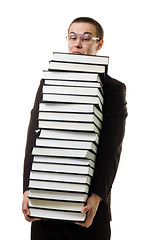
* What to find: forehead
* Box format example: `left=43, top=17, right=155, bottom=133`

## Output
left=69, top=22, right=97, bottom=35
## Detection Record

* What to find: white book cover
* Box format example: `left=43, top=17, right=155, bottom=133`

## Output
left=42, top=70, right=102, bottom=83
left=29, top=208, right=86, bottom=222
left=38, top=112, right=102, bottom=130
left=39, top=129, right=99, bottom=145
left=32, top=147, right=96, bottom=161
left=30, top=171, right=92, bottom=184
left=42, top=85, right=104, bottom=105
left=42, top=94, right=102, bottom=111
left=28, top=189, right=88, bottom=202
left=44, top=79, right=103, bottom=93
left=29, top=179, right=89, bottom=193
left=31, top=162, right=94, bottom=176
left=36, top=138, right=97, bottom=153
left=29, top=199, right=84, bottom=211
left=33, top=156, right=95, bottom=169
left=38, top=120, right=100, bottom=135
left=49, top=61, right=105, bottom=73
left=52, top=52, right=109, bottom=65
left=39, top=103, right=103, bottom=121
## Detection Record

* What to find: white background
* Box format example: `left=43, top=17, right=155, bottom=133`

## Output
left=0, top=0, right=160, bottom=239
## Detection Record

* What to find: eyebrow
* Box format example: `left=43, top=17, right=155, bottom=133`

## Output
left=69, top=31, right=93, bottom=35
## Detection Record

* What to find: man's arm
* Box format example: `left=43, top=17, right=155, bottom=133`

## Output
left=23, top=80, right=43, bottom=193
left=76, top=76, right=127, bottom=228
left=89, top=76, right=128, bottom=201
left=22, top=80, right=43, bottom=221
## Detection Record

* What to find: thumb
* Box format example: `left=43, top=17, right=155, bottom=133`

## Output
left=81, top=205, right=90, bottom=214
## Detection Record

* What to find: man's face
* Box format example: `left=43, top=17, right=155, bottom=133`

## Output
left=68, top=22, right=103, bottom=55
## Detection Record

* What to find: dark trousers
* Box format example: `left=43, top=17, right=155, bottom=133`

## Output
left=31, top=219, right=111, bottom=240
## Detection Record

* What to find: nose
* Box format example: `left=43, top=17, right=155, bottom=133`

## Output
left=74, top=36, right=82, bottom=48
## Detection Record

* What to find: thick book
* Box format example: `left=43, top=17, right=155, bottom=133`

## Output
left=30, top=171, right=92, bottom=185
left=49, top=61, right=106, bottom=74
left=42, top=93, right=103, bottom=111
left=39, top=129, right=99, bottom=145
left=42, top=85, right=104, bottom=105
left=32, top=147, right=96, bottom=161
left=38, top=111, right=102, bottom=130
left=42, top=70, right=102, bottom=83
left=28, top=189, right=88, bottom=202
left=33, top=156, right=95, bottom=169
left=44, top=79, right=103, bottom=94
left=39, top=103, right=103, bottom=121
left=29, top=199, right=84, bottom=212
left=38, top=120, right=100, bottom=135
left=29, top=179, right=89, bottom=193
left=35, top=138, right=97, bottom=153
left=52, top=52, right=109, bottom=65
left=28, top=207, right=86, bottom=222
left=31, top=162, right=94, bottom=176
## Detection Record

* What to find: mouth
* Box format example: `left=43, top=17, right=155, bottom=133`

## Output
left=72, top=51, right=83, bottom=55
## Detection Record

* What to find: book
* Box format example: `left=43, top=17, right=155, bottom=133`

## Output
left=29, top=179, right=89, bottom=193
left=39, top=103, right=103, bottom=122
left=52, top=52, right=109, bottom=65
left=28, top=189, right=88, bottom=202
left=29, top=199, right=84, bottom=212
left=42, top=93, right=103, bottom=111
left=28, top=207, right=86, bottom=222
left=44, top=79, right=103, bottom=93
left=38, top=112, right=102, bottom=129
left=49, top=61, right=106, bottom=74
left=39, top=129, right=99, bottom=145
left=35, top=138, right=97, bottom=153
left=32, top=147, right=96, bottom=161
left=31, top=162, right=94, bottom=176
left=33, top=156, right=95, bottom=169
left=42, top=70, right=102, bottom=83
left=30, top=171, right=92, bottom=184
left=42, top=85, right=104, bottom=105
left=38, top=120, right=100, bottom=135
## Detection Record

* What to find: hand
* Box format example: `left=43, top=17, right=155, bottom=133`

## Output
left=22, top=190, right=41, bottom=222
left=75, top=193, right=101, bottom=228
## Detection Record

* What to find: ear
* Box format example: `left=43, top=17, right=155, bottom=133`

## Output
left=97, top=39, right=104, bottom=51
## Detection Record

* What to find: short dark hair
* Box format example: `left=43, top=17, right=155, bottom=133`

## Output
left=68, top=17, right=104, bottom=40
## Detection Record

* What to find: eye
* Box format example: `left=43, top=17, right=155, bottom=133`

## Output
left=69, top=34, right=77, bottom=41
left=82, top=34, right=92, bottom=42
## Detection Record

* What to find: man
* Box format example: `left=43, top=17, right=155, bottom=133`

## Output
left=22, top=17, right=127, bottom=240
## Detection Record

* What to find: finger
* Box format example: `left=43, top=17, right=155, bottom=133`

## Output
left=24, top=209, right=31, bottom=222
left=25, top=210, right=41, bottom=222
left=22, top=206, right=29, bottom=214
left=22, top=206, right=28, bottom=216
left=75, top=211, right=93, bottom=228
left=24, top=212, right=32, bottom=222
left=22, top=197, right=29, bottom=214
left=81, top=205, right=89, bottom=214
left=25, top=215, right=41, bottom=222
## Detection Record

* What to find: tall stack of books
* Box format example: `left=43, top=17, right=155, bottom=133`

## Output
left=28, top=52, right=109, bottom=222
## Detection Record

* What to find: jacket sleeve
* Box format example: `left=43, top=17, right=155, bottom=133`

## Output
left=23, top=80, right=43, bottom=193
left=89, top=77, right=128, bottom=201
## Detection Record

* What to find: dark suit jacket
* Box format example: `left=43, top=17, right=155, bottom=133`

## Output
left=23, top=74, right=128, bottom=223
